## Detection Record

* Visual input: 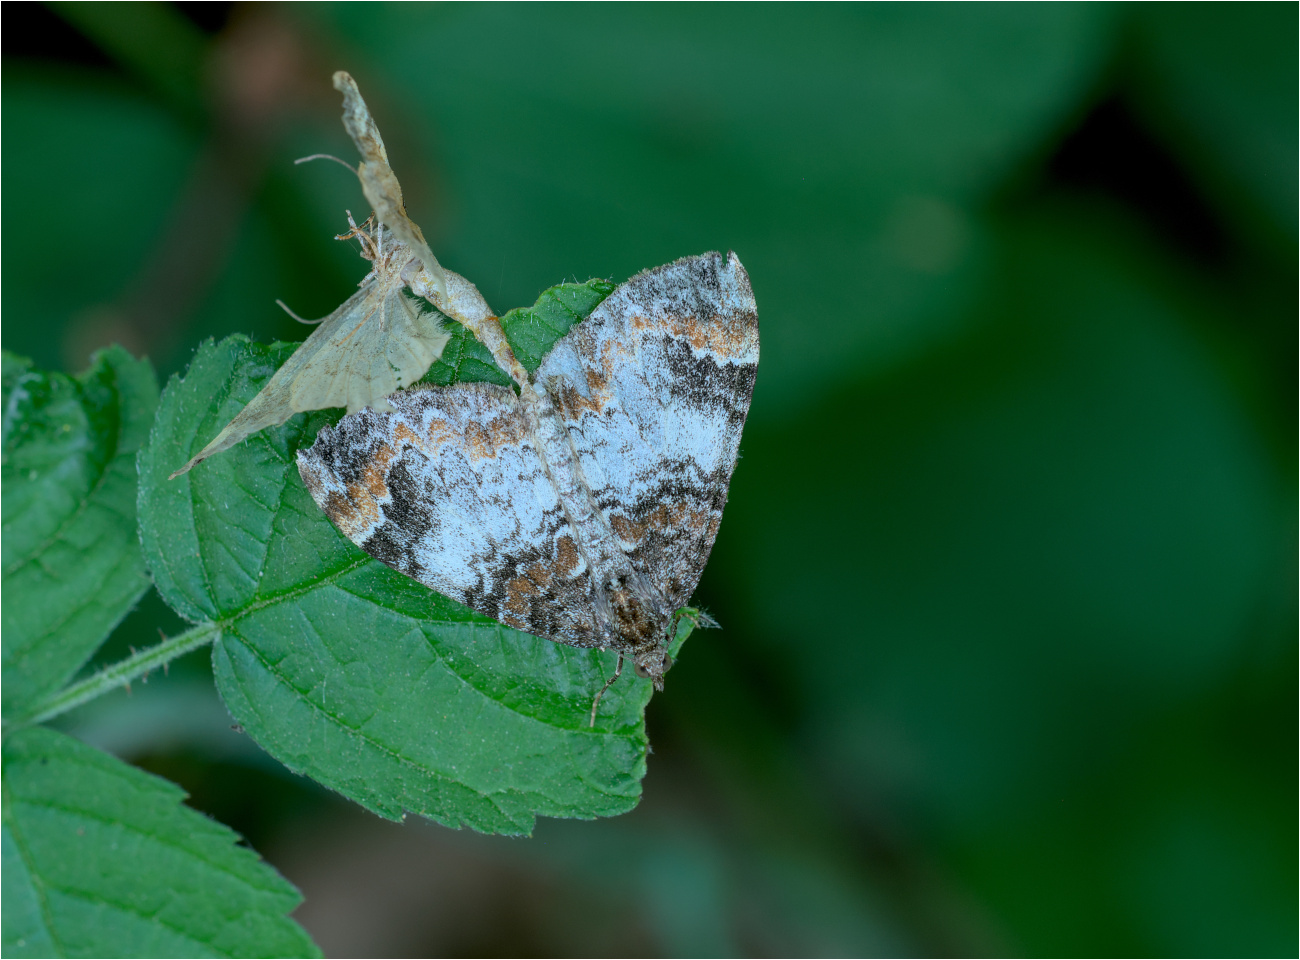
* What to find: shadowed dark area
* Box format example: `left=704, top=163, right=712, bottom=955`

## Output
left=1048, top=95, right=1229, bottom=264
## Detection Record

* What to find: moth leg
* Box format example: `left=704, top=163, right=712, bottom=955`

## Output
left=337, top=211, right=380, bottom=266
left=356, top=222, right=379, bottom=263
left=588, top=653, right=624, bottom=728
left=335, top=209, right=363, bottom=242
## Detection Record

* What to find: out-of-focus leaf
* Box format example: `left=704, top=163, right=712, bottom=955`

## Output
left=1, top=726, right=317, bottom=958
left=1, top=347, right=158, bottom=719
left=0, top=66, right=197, bottom=372
left=703, top=205, right=1287, bottom=954
left=136, top=280, right=687, bottom=835
left=49, top=2, right=208, bottom=119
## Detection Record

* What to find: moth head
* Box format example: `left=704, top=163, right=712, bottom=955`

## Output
left=632, top=650, right=673, bottom=690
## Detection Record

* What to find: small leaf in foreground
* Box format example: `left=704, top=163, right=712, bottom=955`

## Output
left=138, top=281, right=667, bottom=835
left=1, top=347, right=158, bottom=719
left=418, top=279, right=615, bottom=386
left=500, top=278, right=617, bottom=372
left=1, top=726, right=318, bottom=958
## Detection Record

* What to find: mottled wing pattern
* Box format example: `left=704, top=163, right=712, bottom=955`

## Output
left=535, top=251, right=760, bottom=608
left=296, top=383, right=604, bottom=647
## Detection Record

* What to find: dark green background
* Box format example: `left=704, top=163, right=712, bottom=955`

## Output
left=3, top=3, right=1294, bottom=955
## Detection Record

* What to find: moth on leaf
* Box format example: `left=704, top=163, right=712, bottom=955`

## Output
left=171, top=72, right=493, bottom=478
left=298, top=251, right=760, bottom=725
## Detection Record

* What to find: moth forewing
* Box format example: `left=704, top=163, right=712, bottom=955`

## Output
left=381, top=293, right=450, bottom=390
left=285, top=286, right=448, bottom=418
left=297, top=251, right=760, bottom=726
left=168, top=283, right=375, bottom=478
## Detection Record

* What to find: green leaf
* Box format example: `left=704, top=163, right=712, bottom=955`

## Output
left=137, top=280, right=690, bottom=835
left=1, top=726, right=317, bottom=958
left=2, top=347, right=158, bottom=719
left=50, top=2, right=210, bottom=120
left=500, top=279, right=617, bottom=372
left=419, top=278, right=616, bottom=387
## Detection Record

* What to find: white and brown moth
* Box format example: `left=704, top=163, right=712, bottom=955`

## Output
left=298, top=249, right=759, bottom=722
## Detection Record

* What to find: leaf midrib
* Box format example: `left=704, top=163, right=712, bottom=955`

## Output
left=295, top=575, right=639, bottom=737
left=224, top=630, right=525, bottom=827
left=1, top=775, right=66, bottom=957
left=199, top=501, right=644, bottom=738
left=8, top=793, right=291, bottom=899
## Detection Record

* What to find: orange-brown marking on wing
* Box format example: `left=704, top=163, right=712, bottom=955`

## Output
left=500, top=610, right=529, bottom=632
left=526, top=561, right=553, bottom=588
left=322, top=490, right=358, bottom=530
left=554, top=383, right=603, bottom=420
left=551, top=362, right=616, bottom=419
left=553, top=535, right=581, bottom=578
left=626, top=309, right=756, bottom=360
left=608, top=512, right=646, bottom=547
left=608, top=589, right=660, bottom=649
left=579, top=366, right=613, bottom=412
left=422, top=416, right=458, bottom=448
left=505, top=574, right=539, bottom=614
left=393, top=422, right=420, bottom=446
left=331, top=437, right=406, bottom=539
left=611, top=502, right=700, bottom=550
left=463, top=410, right=528, bottom=461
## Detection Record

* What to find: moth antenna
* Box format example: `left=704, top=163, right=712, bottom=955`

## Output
left=276, top=299, right=324, bottom=325
left=589, top=653, right=624, bottom=728
left=295, top=153, right=360, bottom=176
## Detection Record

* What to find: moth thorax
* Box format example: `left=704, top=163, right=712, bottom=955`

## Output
left=608, top=586, right=664, bottom=647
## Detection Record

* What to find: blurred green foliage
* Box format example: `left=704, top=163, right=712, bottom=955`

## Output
left=2, top=2, right=1294, bottom=956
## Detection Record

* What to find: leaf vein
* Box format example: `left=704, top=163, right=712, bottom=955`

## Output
left=226, top=632, right=517, bottom=822
left=1, top=778, right=67, bottom=956
left=10, top=795, right=292, bottom=898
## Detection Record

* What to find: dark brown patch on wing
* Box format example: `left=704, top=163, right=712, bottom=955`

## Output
left=462, top=537, right=601, bottom=647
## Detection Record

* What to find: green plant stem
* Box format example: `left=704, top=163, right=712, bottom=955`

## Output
left=11, top=622, right=221, bottom=728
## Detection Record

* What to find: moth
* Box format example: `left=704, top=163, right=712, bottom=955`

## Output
left=172, top=72, right=493, bottom=478
left=297, top=251, right=760, bottom=723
